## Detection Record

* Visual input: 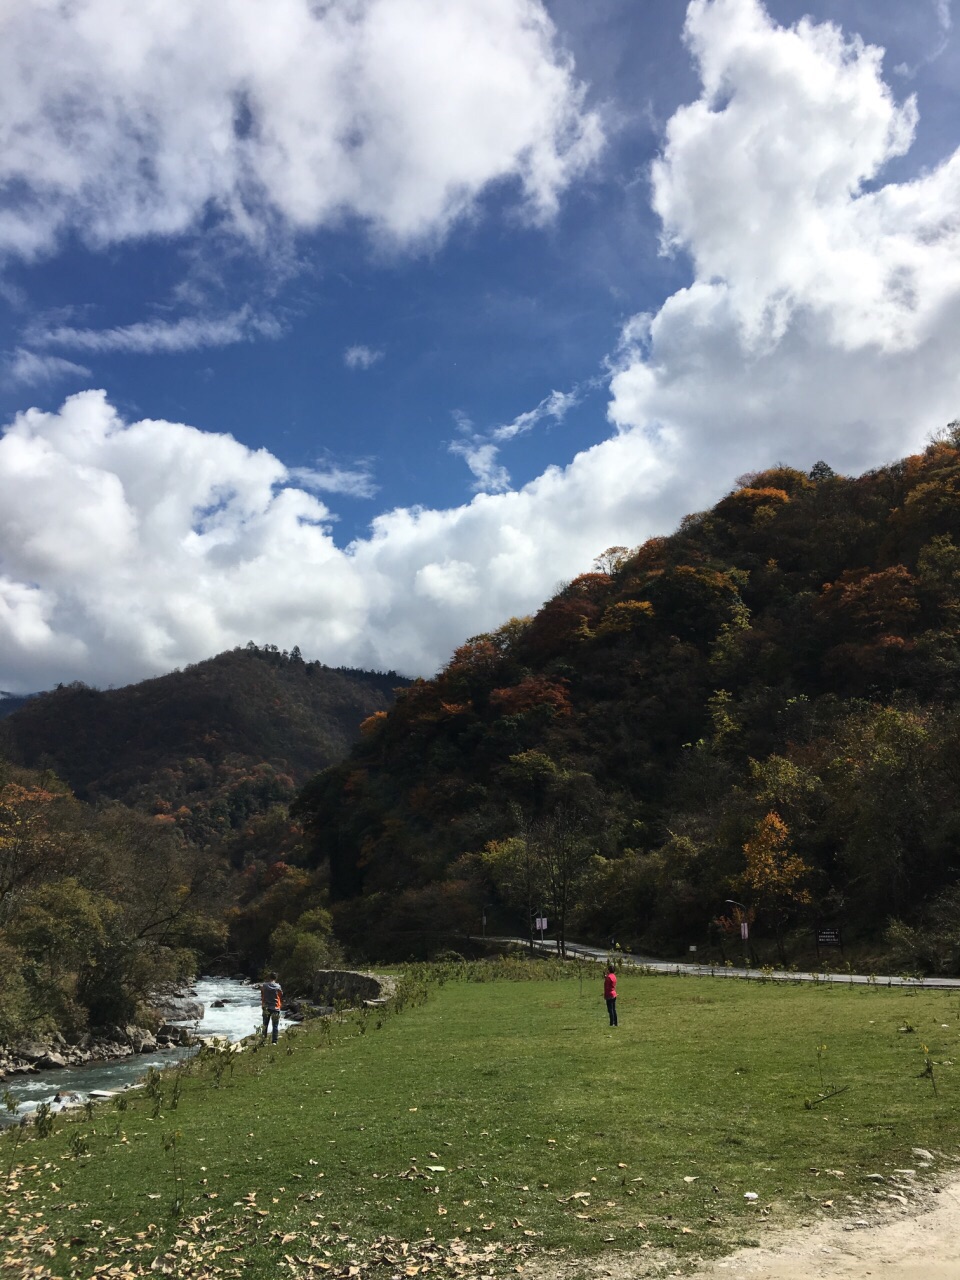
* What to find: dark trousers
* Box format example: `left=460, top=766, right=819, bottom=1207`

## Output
left=606, top=997, right=618, bottom=1026
left=262, top=1008, right=279, bottom=1043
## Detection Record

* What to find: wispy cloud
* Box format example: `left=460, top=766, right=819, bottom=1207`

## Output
left=289, top=462, right=378, bottom=500
left=896, top=0, right=953, bottom=76
left=344, top=344, right=384, bottom=371
left=448, top=438, right=512, bottom=492
left=4, top=348, right=91, bottom=387
left=492, top=388, right=580, bottom=442
left=30, top=308, right=282, bottom=356
left=449, top=388, right=582, bottom=491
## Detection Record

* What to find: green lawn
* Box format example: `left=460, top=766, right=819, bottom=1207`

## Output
left=3, top=966, right=960, bottom=1278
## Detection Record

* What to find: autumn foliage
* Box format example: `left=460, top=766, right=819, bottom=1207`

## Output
left=296, top=426, right=960, bottom=968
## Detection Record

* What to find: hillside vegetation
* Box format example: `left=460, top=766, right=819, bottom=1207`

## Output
left=0, top=648, right=408, bottom=1037
left=296, top=428, right=960, bottom=968
left=1, top=644, right=405, bottom=844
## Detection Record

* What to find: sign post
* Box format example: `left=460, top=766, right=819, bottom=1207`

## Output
left=816, top=927, right=843, bottom=958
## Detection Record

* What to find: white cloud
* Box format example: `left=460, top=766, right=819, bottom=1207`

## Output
left=0, top=389, right=673, bottom=689
left=0, top=0, right=603, bottom=263
left=896, top=0, right=953, bottom=76
left=4, top=349, right=92, bottom=388
left=289, top=462, right=378, bottom=499
left=492, top=388, right=579, bottom=442
left=609, top=0, right=960, bottom=488
left=31, top=308, right=282, bottom=355
left=3, top=0, right=960, bottom=693
left=450, top=387, right=581, bottom=491
left=343, top=345, right=384, bottom=371
left=448, top=439, right=513, bottom=493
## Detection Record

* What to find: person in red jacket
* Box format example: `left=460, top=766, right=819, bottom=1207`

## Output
left=604, top=963, right=618, bottom=1027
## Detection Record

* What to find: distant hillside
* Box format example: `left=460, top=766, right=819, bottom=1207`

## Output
left=1, top=644, right=409, bottom=842
left=0, top=692, right=39, bottom=719
left=296, top=429, right=960, bottom=967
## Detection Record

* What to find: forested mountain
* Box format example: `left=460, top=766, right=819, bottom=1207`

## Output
left=0, top=646, right=410, bottom=1038
left=296, top=428, right=960, bottom=969
left=1, top=644, right=408, bottom=844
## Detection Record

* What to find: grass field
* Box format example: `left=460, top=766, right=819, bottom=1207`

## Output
left=3, top=962, right=960, bottom=1279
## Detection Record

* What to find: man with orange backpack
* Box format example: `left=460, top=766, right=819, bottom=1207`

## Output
left=260, top=972, right=283, bottom=1043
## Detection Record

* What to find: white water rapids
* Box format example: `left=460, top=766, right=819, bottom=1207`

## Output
left=1, top=976, right=291, bottom=1125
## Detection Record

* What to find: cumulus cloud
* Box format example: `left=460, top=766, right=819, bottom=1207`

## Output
left=3, top=0, right=960, bottom=693
left=31, top=308, right=282, bottom=355
left=0, top=0, right=604, bottom=263
left=343, top=345, right=384, bottom=371
left=0, top=390, right=672, bottom=690
left=609, top=0, right=960, bottom=487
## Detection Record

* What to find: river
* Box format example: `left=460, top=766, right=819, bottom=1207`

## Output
left=1, top=976, right=290, bottom=1126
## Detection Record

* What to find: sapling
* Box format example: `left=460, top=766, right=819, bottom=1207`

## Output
left=33, top=1102, right=55, bottom=1139
left=4, top=1115, right=27, bottom=1187
left=169, top=1068, right=184, bottom=1111
left=162, top=1128, right=186, bottom=1217
left=918, top=1044, right=938, bottom=1097
left=68, top=1130, right=89, bottom=1158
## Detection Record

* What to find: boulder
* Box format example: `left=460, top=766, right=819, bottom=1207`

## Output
left=312, top=970, right=397, bottom=1006
left=12, top=1042, right=50, bottom=1065
left=37, top=1052, right=66, bottom=1069
left=150, top=997, right=205, bottom=1022
left=121, top=1025, right=157, bottom=1053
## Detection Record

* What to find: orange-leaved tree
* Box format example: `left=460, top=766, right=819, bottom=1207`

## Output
left=738, top=811, right=811, bottom=965
left=0, top=781, right=77, bottom=918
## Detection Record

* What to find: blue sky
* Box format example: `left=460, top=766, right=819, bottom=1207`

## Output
left=0, top=0, right=958, bottom=691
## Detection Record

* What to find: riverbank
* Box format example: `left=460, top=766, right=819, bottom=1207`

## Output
left=0, top=976, right=282, bottom=1121
left=0, top=986, right=206, bottom=1081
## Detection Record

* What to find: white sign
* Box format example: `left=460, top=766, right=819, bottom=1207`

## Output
left=535, top=916, right=547, bottom=932
left=740, top=921, right=749, bottom=941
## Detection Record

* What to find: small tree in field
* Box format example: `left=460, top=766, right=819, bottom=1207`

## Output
left=739, top=811, right=811, bottom=965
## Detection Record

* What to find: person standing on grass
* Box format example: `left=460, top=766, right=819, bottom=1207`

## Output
left=260, top=972, right=283, bottom=1043
left=604, top=963, right=618, bottom=1027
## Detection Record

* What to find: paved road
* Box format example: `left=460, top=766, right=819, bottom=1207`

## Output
left=485, top=936, right=960, bottom=989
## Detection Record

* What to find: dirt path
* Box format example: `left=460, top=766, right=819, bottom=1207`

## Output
left=682, top=1178, right=960, bottom=1280
left=535, top=1177, right=960, bottom=1280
